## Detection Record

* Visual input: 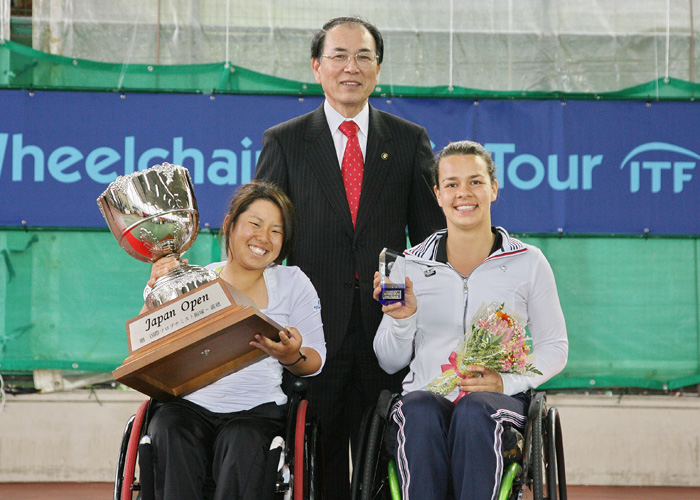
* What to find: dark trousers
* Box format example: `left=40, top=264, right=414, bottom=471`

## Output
left=306, top=288, right=405, bottom=500
left=147, top=399, right=285, bottom=500
left=392, top=390, right=530, bottom=500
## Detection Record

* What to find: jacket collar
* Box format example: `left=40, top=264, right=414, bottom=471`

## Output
left=406, top=226, right=527, bottom=263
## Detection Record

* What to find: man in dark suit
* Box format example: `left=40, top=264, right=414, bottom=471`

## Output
left=254, top=16, right=444, bottom=500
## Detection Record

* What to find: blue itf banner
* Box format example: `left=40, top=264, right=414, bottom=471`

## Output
left=0, top=90, right=698, bottom=234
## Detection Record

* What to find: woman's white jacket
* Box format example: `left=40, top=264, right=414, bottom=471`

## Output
left=373, top=227, right=568, bottom=399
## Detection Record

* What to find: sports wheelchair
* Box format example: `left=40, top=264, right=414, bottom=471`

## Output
left=351, top=391, right=566, bottom=500
left=113, top=378, right=323, bottom=500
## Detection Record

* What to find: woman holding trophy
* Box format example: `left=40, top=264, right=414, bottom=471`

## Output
left=372, top=141, right=568, bottom=500
left=143, top=180, right=326, bottom=500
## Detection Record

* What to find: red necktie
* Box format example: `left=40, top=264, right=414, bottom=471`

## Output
left=339, top=120, right=364, bottom=227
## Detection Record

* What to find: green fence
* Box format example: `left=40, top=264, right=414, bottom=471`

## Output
left=0, top=227, right=222, bottom=372
left=1, top=227, right=698, bottom=391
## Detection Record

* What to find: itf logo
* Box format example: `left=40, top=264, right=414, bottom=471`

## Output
left=619, top=142, right=698, bottom=193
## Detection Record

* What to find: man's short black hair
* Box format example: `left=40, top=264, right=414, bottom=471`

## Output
left=310, top=16, right=384, bottom=64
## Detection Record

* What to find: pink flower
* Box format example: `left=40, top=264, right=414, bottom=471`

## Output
left=427, top=302, right=543, bottom=400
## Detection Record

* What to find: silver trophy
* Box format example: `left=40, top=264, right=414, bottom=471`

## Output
left=97, top=162, right=216, bottom=310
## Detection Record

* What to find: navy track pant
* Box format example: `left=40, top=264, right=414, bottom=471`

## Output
left=392, top=390, right=530, bottom=500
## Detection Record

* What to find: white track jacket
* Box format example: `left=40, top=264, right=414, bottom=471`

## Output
left=374, top=227, right=568, bottom=398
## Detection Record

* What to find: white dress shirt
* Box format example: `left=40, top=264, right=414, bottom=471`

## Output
left=323, top=99, right=370, bottom=168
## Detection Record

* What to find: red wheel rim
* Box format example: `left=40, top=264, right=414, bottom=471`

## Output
left=294, top=399, right=308, bottom=500
left=122, top=400, right=149, bottom=500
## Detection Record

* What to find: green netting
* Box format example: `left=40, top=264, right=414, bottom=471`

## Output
left=524, top=235, right=700, bottom=391
left=2, top=39, right=700, bottom=101
left=1, top=227, right=698, bottom=390
left=0, top=227, right=223, bottom=373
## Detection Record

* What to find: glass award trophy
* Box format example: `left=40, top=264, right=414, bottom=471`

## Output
left=378, top=248, right=406, bottom=306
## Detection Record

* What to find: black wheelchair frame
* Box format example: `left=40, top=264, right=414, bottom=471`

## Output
left=113, top=379, right=323, bottom=500
left=350, top=390, right=567, bottom=500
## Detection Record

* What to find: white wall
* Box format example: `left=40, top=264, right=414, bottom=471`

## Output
left=556, top=394, right=700, bottom=487
left=0, top=390, right=699, bottom=486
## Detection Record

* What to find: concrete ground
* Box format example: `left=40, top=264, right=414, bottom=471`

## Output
left=1, top=482, right=700, bottom=499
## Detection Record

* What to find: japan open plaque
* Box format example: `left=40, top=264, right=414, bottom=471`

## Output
left=111, top=278, right=282, bottom=401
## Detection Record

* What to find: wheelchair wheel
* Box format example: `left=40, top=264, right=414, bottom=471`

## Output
left=529, top=394, right=546, bottom=500
left=305, top=410, right=324, bottom=500
left=547, top=407, right=567, bottom=500
left=292, top=398, right=323, bottom=500
left=293, top=399, right=308, bottom=500
left=359, top=405, right=388, bottom=500
left=114, top=413, right=136, bottom=500
left=114, top=399, right=150, bottom=500
left=351, top=390, right=398, bottom=500
left=350, top=402, right=376, bottom=500
left=523, top=392, right=567, bottom=500
left=523, top=391, right=551, bottom=500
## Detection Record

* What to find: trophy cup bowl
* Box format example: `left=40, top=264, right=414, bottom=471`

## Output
left=97, top=162, right=216, bottom=310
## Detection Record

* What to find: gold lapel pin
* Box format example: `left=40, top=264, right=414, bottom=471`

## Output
left=381, top=153, right=389, bottom=160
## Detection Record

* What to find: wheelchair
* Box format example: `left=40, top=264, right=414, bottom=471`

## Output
left=350, top=390, right=566, bottom=500
left=113, top=378, right=323, bottom=500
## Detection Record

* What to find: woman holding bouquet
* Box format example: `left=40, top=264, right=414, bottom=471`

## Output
left=142, top=180, right=326, bottom=500
left=373, top=141, right=568, bottom=500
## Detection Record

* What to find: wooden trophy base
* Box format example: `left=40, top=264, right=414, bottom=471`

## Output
left=112, top=278, right=282, bottom=401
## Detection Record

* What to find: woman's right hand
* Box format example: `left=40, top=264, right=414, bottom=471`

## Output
left=147, top=256, right=187, bottom=288
left=372, top=271, right=418, bottom=319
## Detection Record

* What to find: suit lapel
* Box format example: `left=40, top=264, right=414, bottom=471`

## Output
left=354, top=106, right=393, bottom=237
left=305, top=105, right=355, bottom=237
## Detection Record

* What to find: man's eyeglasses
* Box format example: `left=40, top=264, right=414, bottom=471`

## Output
left=321, top=52, right=378, bottom=68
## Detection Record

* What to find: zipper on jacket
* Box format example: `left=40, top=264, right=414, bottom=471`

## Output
left=462, top=275, right=469, bottom=334
left=446, top=262, right=471, bottom=336
left=459, top=254, right=496, bottom=334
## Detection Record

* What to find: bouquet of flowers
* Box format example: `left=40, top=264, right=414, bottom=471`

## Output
left=426, top=302, right=541, bottom=402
